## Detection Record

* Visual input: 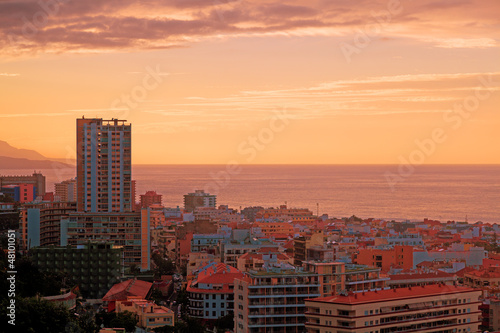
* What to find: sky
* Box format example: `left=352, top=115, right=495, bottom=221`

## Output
left=0, top=0, right=499, bottom=164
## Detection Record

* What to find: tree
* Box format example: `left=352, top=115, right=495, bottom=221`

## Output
left=129, top=264, right=140, bottom=276
left=152, top=253, right=176, bottom=277
left=156, top=317, right=206, bottom=333
left=1, top=297, right=75, bottom=333
left=149, top=287, right=164, bottom=305
left=215, top=312, right=234, bottom=331
left=176, top=289, right=190, bottom=318
left=77, top=305, right=99, bottom=333
left=109, top=311, right=137, bottom=333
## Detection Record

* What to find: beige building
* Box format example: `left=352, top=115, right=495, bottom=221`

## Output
left=54, top=178, right=77, bottom=202
left=303, top=261, right=345, bottom=297
left=116, top=296, right=174, bottom=330
left=305, top=284, right=481, bottom=333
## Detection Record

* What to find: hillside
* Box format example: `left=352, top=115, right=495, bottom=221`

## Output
left=0, top=140, right=47, bottom=160
left=0, top=156, right=73, bottom=169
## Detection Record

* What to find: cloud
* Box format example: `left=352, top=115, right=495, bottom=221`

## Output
left=424, top=38, right=498, bottom=48
left=0, top=0, right=498, bottom=55
left=0, top=73, right=20, bottom=76
left=168, top=72, right=500, bottom=120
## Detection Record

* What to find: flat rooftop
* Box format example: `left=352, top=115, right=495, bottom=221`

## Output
left=307, top=284, right=479, bottom=305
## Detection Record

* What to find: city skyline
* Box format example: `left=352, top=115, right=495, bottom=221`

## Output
left=0, top=0, right=499, bottom=164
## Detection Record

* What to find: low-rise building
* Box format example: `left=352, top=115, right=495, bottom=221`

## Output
left=305, top=284, right=481, bottom=333
left=221, top=229, right=280, bottom=267
left=102, top=278, right=153, bottom=312
left=187, top=252, right=220, bottom=276
left=238, top=252, right=293, bottom=273
left=187, top=262, right=244, bottom=321
left=355, top=245, right=413, bottom=272
left=116, top=296, right=174, bottom=329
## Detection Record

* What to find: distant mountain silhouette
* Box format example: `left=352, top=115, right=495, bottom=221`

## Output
left=0, top=140, right=74, bottom=169
left=0, top=156, right=73, bottom=169
left=0, top=140, right=47, bottom=160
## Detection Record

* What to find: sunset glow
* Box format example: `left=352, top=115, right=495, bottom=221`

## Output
left=0, top=0, right=499, bottom=164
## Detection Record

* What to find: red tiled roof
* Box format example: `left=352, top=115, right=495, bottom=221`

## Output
left=416, top=261, right=434, bottom=267
left=307, top=284, right=478, bottom=305
left=456, top=267, right=475, bottom=278
left=102, top=279, right=152, bottom=301
left=257, top=247, right=280, bottom=253
left=187, top=262, right=244, bottom=293
left=465, top=268, right=500, bottom=279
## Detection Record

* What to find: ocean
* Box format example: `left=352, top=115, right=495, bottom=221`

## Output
left=1, top=164, right=499, bottom=224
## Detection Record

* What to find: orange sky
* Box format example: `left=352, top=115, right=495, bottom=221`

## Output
left=0, top=0, right=499, bottom=164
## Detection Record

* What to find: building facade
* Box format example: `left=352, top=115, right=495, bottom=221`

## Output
left=1, top=183, right=36, bottom=203
left=187, top=262, right=243, bottom=321
left=303, top=261, right=345, bottom=297
left=305, top=284, right=481, bottom=333
left=76, top=118, right=132, bottom=213
left=140, top=191, right=162, bottom=208
left=61, top=210, right=150, bottom=271
left=31, top=242, right=123, bottom=299
left=234, top=265, right=321, bottom=333
left=116, top=296, right=174, bottom=329
left=355, top=245, right=414, bottom=271
left=54, top=178, right=77, bottom=202
left=183, top=190, right=216, bottom=212
left=19, top=201, right=77, bottom=250
left=0, top=172, right=45, bottom=197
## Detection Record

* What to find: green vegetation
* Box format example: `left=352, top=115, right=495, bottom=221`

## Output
left=96, top=310, right=137, bottom=333
left=154, top=316, right=206, bottom=333
left=215, top=312, right=234, bottom=331
left=1, top=297, right=74, bottom=333
left=152, top=252, right=176, bottom=278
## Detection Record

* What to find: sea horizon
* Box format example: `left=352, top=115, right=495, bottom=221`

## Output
left=2, top=164, right=498, bottom=224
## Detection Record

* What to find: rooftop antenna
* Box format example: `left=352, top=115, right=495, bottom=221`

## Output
left=317, top=203, right=319, bottom=217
